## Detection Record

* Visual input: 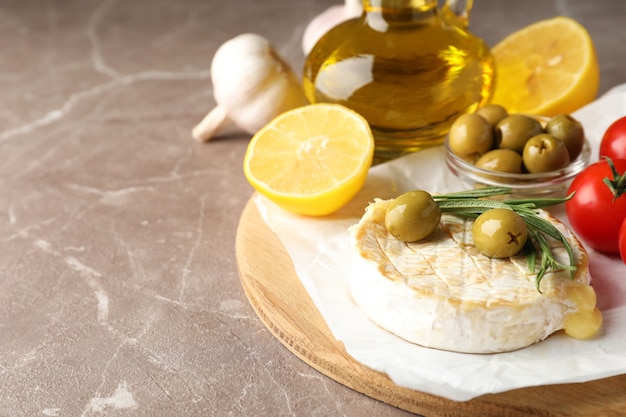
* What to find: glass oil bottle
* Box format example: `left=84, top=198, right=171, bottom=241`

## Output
left=303, top=0, right=495, bottom=162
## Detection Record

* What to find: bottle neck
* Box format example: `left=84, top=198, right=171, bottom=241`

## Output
left=362, top=0, right=437, bottom=30
left=363, top=0, right=437, bottom=13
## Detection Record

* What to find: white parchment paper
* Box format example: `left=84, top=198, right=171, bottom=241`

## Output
left=253, top=84, right=626, bottom=401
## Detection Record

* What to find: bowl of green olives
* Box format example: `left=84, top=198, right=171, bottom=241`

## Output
left=445, top=105, right=591, bottom=197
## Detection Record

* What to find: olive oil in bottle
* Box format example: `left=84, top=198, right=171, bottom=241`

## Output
left=303, top=0, right=495, bottom=161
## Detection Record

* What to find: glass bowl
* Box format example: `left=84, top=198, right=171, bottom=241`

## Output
left=444, top=136, right=591, bottom=198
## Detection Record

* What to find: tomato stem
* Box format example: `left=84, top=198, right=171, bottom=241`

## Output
left=602, top=156, right=626, bottom=201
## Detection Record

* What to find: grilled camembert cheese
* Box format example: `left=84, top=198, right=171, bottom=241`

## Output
left=349, top=198, right=602, bottom=353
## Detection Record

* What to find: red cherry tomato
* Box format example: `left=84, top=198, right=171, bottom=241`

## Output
left=600, top=116, right=626, bottom=160
left=566, top=157, right=626, bottom=254
left=620, top=218, right=626, bottom=264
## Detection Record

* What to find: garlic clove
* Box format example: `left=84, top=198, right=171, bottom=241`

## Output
left=302, top=0, right=362, bottom=55
left=192, top=33, right=307, bottom=141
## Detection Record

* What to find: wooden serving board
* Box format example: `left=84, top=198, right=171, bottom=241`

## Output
left=236, top=196, right=626, bottom=417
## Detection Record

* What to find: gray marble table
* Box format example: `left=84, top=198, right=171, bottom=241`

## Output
left=1, top=1, right=624, bottom=416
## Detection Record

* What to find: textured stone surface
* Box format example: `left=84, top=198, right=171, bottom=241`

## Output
left=0, top=1, right=624, bottom=416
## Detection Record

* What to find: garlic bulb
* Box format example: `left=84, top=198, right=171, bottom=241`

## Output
left=192, top=33, right=308, bottom=142
left=302, top=0, right=362, bottom=55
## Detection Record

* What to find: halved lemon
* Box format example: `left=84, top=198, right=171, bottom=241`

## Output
left=491, top=16, right=600, bottom=116
left=243, top=103, right=374, bottom=216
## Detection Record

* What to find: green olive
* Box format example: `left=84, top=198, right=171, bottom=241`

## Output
left=545, top=114, right=585, bottom=160
left=522, top=134, right=571, bottom=173
left=448, top=113, right=493, bottom=163
left=474, top=149, right=523, bottom=173
left=472, top=208, right=528, bottom=258
left=385, top=190, right=441, bottom=242
left=495, top=115, right=543, bottom=153
left=475, top=104, right=509, bottom=128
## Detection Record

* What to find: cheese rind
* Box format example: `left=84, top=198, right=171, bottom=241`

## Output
left=349, top=198, right=597, bottom=354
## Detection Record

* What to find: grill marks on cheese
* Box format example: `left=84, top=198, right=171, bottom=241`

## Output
left=359, top=202, right=580, bottom=303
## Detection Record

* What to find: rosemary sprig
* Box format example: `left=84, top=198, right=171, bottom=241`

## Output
left=525, top=228, right=577, bottom=292
left=432, top=187, right=576, bottom=292
left=432, top=186, right=514, bottom=199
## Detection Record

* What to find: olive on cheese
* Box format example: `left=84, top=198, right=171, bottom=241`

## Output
left=472, top=208, right=528, bottom=258
left=385, top=190, right=441, bottom=242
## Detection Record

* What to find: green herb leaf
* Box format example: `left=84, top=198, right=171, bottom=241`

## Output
left=432, top=187, right=513, bottom=200
left=524, top=239, right=537, bottom=274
